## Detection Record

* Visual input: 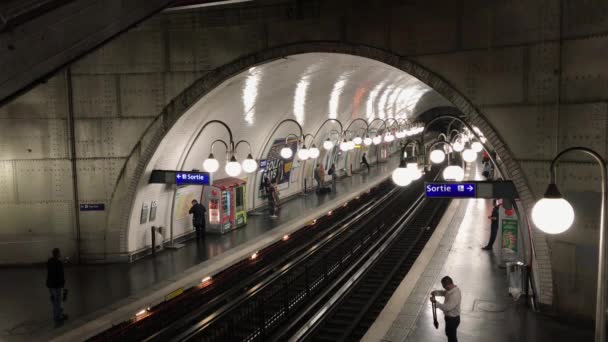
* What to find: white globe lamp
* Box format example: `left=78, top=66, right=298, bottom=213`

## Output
left=443, top=165, right=464, bottom=181
left=392, top=164, right=412, bottom=186
left=203, top=154, right=220, bottom=173
left=531, top=184, right=575, bottom=234
left=309, top=146, right=320, bottom=159
left=372, top=136, right=382, bottom=145
left=225, top=156, right=242, bottom=177
left=462, top=148, right=477, bottom=163
left=323, top=139, right=334, bottom=150
left=471, top=141, right=483, bottom=153
left=430, top=149, right=446, bottom=164
left=241, top=154, right=258, bottom=173
left=452, top=140, right=465, bottom=152
left=347, top=140, right=355, bottom=150
left=353, top=136, right=362, bottom=145
left=363, top=136, right=373, bottom=146
left=297, top=148, right=310, bottom=160
left=280, top=146, right=293, bottom=159
left=339, top=140, right=349, bottom=152
left=407, top=164, right=422, bottom=181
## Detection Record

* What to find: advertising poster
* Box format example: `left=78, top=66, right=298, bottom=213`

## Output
left=174, top=186, right=201, bottom=220
left=259, top=137, right=298, bottom=196
left=501, top=219, right=518, bottom=252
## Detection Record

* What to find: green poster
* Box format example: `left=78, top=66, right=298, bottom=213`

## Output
left=501, top=219, right=518, bottom=252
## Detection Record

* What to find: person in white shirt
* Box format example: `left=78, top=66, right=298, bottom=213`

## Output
left=431, top=276, right=461, bottom=342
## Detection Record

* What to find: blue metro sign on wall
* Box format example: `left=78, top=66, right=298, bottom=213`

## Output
left=175, top=172, right=211, bottom=186
left=425, top=182, right=476, bottom=198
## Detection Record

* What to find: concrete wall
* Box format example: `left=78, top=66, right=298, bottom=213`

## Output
left=1, top=0, right=608, bottom=320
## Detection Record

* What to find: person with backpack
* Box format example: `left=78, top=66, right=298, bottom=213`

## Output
left=189, top=200, right=207, bottom=240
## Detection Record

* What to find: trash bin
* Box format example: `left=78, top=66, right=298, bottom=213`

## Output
left=506, top=261, right=526, bottom=300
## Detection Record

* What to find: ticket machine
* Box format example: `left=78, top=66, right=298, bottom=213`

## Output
left=203, top=177, right=247, bottom=234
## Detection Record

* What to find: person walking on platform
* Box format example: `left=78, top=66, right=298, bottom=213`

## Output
left=189, top=199, right=207, bottom=240
left=361, top=153, right=370, bottom=172
left=482, top=160, right=493, bottom=180
left=431, top=276, right=461, bottom=342
left=268, top=181, right=279, bottom=218
left=482, top=200, right=500, bottom=250
left=314, top=163, right=325, bottom=193
left=263, top=176, right=271, bottom=196
left=47, top=248, right=67, bottom=324
left=328, top=164, right=337, bottom=192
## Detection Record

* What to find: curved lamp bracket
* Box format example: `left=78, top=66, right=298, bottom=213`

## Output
left=209, top=139, right=230, bottom=158
left=312, top=119, right=344, bottom=141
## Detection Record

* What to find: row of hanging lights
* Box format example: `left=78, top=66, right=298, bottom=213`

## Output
left=392, top=126, right=488, bottom=186
left=201, top=120, right=423, bottom=177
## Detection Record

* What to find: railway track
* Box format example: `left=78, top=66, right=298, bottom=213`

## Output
left=90, top=176, right=420, bottom=341
left=169, top=169, right=446, bottom=342
left=289, top=197, right=449, bottom=342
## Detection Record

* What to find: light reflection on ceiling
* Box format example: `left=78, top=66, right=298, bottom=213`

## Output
left=395, top=85, right=431, bottom=117
left=377, top=84, right=392, bottom=119
left=366, top=81, right=385, bottom=121
left=294, top=63, right=322, bottom=125
left=329, top=72, right=350, bottom=119
left=242, top=66, right=261, bottom=125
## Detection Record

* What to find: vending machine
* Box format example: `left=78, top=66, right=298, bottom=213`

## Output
left=203, top=177, right=248, bottom=234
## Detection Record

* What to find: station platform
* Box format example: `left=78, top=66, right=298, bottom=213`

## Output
left=363, top=167, right=593, bottom=342
left=0, top=156, right=399, bottom=342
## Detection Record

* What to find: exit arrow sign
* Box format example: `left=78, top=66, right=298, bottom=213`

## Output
left=425, top=182, right=476, bottom=198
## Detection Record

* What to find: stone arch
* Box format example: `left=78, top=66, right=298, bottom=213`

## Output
left=106, top=41, right=552, bottom=305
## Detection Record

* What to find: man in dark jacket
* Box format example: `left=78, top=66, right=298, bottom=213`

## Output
left=482, top=201, right=500, bottom=250
left=47, top=248, right=67, bottom=322
left=328, top=164, right=337, bottom=191
left=361, top=153, right=370, bottom=172
left=189, top=199, right=207, bottom=239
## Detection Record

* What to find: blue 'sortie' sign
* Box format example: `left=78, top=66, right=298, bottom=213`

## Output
left=176, top=172, right=210, bottom=186
left=425, top=182, right=476, bottom=198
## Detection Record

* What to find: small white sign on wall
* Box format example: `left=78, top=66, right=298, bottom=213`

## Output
left=149, top=201, right=157, bottom=222
left=140, top=202, right=149, bottom=224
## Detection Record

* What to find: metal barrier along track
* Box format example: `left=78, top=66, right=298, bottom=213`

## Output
left=89, top=181, right=396, bottom=341
left=171, top=171, right=437, bottom=342
left=292, top=197, right=450, bottom=342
